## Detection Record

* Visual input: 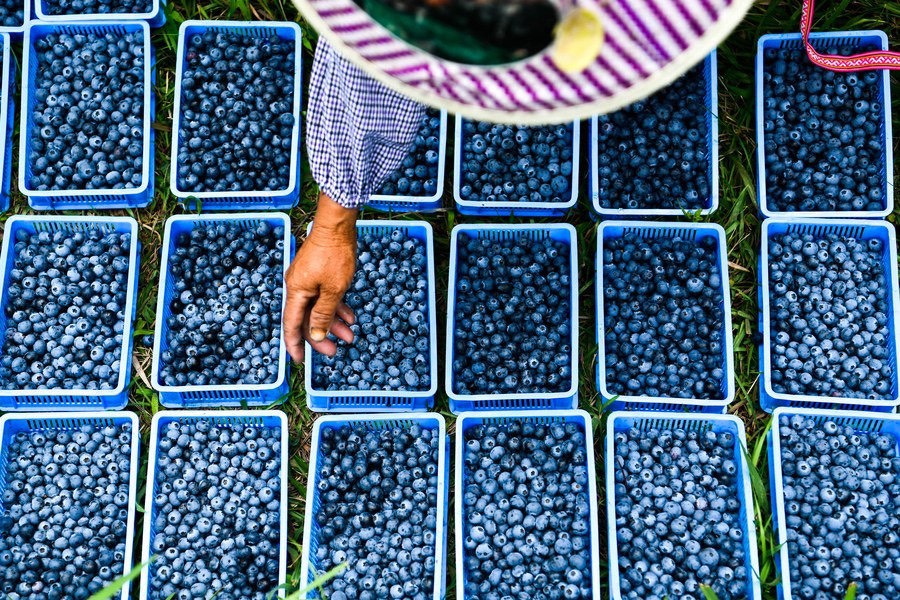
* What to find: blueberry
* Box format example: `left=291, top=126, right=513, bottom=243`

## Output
left=762, top=46, right=886, bottom=212
left=158, top=221, right=284, bottom=387
left=312, top=422, right=439, bottom=598
left=594, top=62, right=711, bottom=210
left=459, top=120, right=574, bottom=204
left=0, top=420, right=134, bottom=598
left=612, top=423, right=750, bottom=600
left=451, top=232, right=572, bottom=395
left=766, top=230, right=892, bottom=399
left=42, top=0, right=150, bottom=16
left=146, top=418, right=282, bottom=599
left=777, top=414, right=900, bottom=599
left=176, top=30, right=296, bottom=193
left=602, top=232, right=727, bottom=400
left=27, top=30, right=146, bottom=192
left=378, top=109, right=441, bottom=197
left=312, top=228, right=431, bottom=393
left=462, top=418, right=594, bottom=598
left=0, top=226, right=132, bottom=391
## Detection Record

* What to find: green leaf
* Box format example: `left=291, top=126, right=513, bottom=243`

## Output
left=845, top=582, right=858, bottom=600
left=699, top=584, right=720, bottom=600
left=283, top=563, right=349, bottom=600
left=88, top=558, right=155, bottom=600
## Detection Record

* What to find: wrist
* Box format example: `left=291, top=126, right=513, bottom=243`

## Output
left=309, top=192, right=358, bottom=248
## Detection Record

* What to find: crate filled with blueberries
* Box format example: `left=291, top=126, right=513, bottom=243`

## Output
left=759, top=219, right=900, bottom=412
left=456, top=410, right=600, bottom=599
left=301, top=414, right=448, bottom=600
left=0, top=0, right=26, bottom=37
left=19, top=21, right=155, bottom=210
left=0, top=412, right=140, bottom=599
left=0, top=216, right=140, bottom=411
left=305, top=221, right=438, bottom=412
left=140, top=411, right=287, bottom=600
left=35, top=0, right=165, bottom=27
left=768, top=408, right=900, bottom=600
left=756, top=32, right=893, bottom=218
left=171, top=21, right=302, bottom=210
left=453, top=119, right=579, bottom=216
left=590, top=52, right=718, bottom=217
left=606, top=412, right=761, bottom=600
left=446, top=224, right=578, bottom=413
left=0, top=32, right=16, bottom=213
left=596, top=222, right=734, bottom=412
left=369, top=107, right=447, bottom=213
left=151, top=213, right=292, bottom=407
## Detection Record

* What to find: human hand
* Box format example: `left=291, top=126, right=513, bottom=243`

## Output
left=283, top=194, right=358, bottom=363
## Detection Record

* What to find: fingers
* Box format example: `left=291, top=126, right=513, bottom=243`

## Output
left=329, top=319, right=355, bottom=344
left=308, top=290, right=342, bottom=343
left=283, top=286, right=310, bottom=364
left=335, top=301, right=356, bottom=326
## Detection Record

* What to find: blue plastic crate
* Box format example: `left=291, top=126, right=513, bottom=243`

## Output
left=151, top=213, right=293, bottom=408
left=453, top=119, right=580, bottom=217
left=0, top=216, right=140, bottom=411
left=19, top=21, right=156, bottom=209
left=170, top=21, right=302, bottom=210
left=304, top=220, right=438, bottom=412
left=455, top=410, right=601, bottom=599
left=368, top=109, right=448, bottom=213
left=758, top=219, right=900, bottom=412
left=0, top=411, right=140, bottom=600
left=590, top=51, right=719, bottom=218
left=0, top=33, right=16, bottom=213
left=446, top=223, right=579, bottom=413
left=139, top=410, right=288, bottom=600
left=0, top=0, right=28, bottom=38
left=300, top=413, right=449, bottom=599
left=767, top=407, right=900, bottom=600
left=606, top=411, right=761, bottom=600
left=596, top=221, right=734, bottom=412
left=755, top=32, right=894, bottom=219
left=35, top=0, right=165, bottom=27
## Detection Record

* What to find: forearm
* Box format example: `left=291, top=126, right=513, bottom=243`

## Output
left=308, top=192, right=359, bottom=249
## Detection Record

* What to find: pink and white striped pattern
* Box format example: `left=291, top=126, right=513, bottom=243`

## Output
left=294, top=0, right=753, bottom=123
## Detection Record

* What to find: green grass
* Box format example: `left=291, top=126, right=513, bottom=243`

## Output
left=2, top=0, right=899, bottom=597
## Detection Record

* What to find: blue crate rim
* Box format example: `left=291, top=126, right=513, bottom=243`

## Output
left=35, top=0, right=162, bottom=22
left=768, top=406, right=900, bottom=600
left=303, top=219, right=440, bottom=404
left=0, top=215, right=140, bottom=399
left=0, top=410, right=140, bottom=600
left=18, top=21, right=153, bottom=200
left=445, top=223, right=580, bottom=406
left=0, top=34, right=10, bottom=195
left=169, top=20, right=303, bottom=202
left=299, top=412, right=448, bottom=599
left=605, top=411, right=762, bottom=600
left=759, top=218, right=900, bottom=407
left=452, top=118, right=580, bottom=211
left=453, top=409, right=601, bottom=600
left=595, top=220, right=735, bottom=408
left=755, top=31, right=894, bottom=219
left=590, top=51, right=719, bottom=217
left=368, top=110, right=448, bottom=206
left=150, top=212, right=292, bottom=397
left=139, top=409, right=289, bottom=600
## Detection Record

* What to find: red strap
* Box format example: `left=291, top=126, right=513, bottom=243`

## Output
left=802, top=0, right=900, bottom=70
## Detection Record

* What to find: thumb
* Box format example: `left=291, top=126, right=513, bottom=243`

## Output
left=309, top=290, right=341, bottom=342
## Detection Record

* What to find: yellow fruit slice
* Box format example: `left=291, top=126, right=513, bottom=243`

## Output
left=551, top=7, right=605, bottom=74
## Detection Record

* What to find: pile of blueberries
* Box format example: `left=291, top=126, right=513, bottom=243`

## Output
left=458, top=120, right=574, bottom=204
left=29, top=30, right=146, bottom=192
left=762, top=46, right=886, bottom=213
left=176, top=30, right=296, bottom=194
left=612, top=424, right=750, bottom=600
left=594, top=63, right=711, bottom=210
left=313, top=228, right=431, bottom=393
left=147, top=418, right=282, bottom=600
left=0, top=0, right=23, bottom=27
left=312, top=422, right=440, bottom=600
left=158, top=221, right=284, bottom=387
left=767, top=231, right=892, bottom=399
left=41, top=0, right=151, bottom=16
left=451, top=232, right=572, bottom=396
left=461, top=419, right=594, bottom=598
left=777, top=414, right=900, bottom=599
left=0, top=226, right=131, bottom=391
left=602, top=233, right=726, bottom=400
left=0, top=421, right=134, bottom=599
left=378, top=108, right=441, bottom=198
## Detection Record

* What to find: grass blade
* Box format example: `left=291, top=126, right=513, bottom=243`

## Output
left=88, top=558, right=155, bottom=600
left=699, top=584, right=720, bottom=600
left=845, top=582, right=858, bottom=600
left=283, top=563, right=349, bottom=600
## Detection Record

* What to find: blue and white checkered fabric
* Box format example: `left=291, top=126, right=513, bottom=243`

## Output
left=306, top=39, right=426, bottom=208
